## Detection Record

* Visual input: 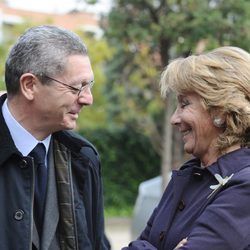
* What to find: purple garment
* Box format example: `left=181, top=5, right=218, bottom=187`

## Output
left=123, top=148, right=250, bottom=250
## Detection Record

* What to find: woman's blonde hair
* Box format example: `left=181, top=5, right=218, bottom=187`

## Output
left=160, top=46, right=250, bottom=150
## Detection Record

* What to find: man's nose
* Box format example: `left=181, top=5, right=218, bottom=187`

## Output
left=78, top=88, right=93, bottom=105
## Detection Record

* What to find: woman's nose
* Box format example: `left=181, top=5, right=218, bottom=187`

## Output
left=170, top=110, right=180, bottom=126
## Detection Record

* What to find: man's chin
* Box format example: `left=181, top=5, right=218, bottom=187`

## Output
left=61, top=121, right=77, bottom=130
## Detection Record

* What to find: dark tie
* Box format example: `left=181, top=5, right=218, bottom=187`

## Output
left=29, top=143, right=48, bottom=236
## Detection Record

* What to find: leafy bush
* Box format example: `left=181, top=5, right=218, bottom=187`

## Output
left=79, top=126, right=161, bottom=214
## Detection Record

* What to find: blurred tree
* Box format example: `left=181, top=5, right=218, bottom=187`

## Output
left=0, top=45, right=6, bottom=90
left=0, top=23, right=27, bottom=90
left=75, top=31, right=114, bottom=129
left=80, top=126, right=161, bottom=212
left=84, top=0, right=250, bottom=188
left=0, top=22, right=48, bottom=90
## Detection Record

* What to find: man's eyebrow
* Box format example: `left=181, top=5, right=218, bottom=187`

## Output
left=72, top=78, right=94, bottom=85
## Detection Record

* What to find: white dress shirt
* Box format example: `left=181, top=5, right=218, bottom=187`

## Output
left=2, top=99, right=51, bottom=166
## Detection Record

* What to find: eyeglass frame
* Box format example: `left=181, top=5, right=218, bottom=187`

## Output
left=40, top=74, right=94, bottom=96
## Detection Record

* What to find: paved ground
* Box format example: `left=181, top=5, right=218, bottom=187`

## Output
left=105, top=217, right=132, bottom=250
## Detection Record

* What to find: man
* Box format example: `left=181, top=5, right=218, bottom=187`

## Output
left=0, top=25, right=110, bottom=250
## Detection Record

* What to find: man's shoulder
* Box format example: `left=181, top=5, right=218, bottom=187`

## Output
left=53, top=130, right=99, bottom=161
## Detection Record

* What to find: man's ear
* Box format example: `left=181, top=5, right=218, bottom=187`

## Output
left=19, top=73, right=37, bottom=100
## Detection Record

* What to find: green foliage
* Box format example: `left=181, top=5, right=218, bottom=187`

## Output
left=82, top=0, right=98, bottom=4
left=105, top=206, right=133, bottom=217
left=79, top=126, right=161, bottom=212
left=0, top=22, right=51, bottom=90
left=101, top=0, right=250, bottom=163
left=104, top=0, right=250, bottom=116
left=0, top=46, right=6, bottom=90
left=75, top=32, right=114, bottom=130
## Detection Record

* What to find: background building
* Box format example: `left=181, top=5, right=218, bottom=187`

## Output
left=0, top=1, right=102, bottom=43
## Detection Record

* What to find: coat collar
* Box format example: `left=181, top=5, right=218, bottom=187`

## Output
left=178, top=148, right=250, bottom=178
left=163, top=148, right=250, bottom=234
left=206, top=148, right=250, bottom=177
left=169, top=148, right=250, bottom=214
left=0, top=94, right=21, bottom=166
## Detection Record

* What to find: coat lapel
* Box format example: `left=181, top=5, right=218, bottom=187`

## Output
left=164, top=169, right=192, bottom=232
left=32, top=223, right=40, bottom=249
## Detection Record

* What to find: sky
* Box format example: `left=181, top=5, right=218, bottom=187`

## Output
left=6, top=0, right=112, bottom=14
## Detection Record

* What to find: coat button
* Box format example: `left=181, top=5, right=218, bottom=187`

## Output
left=20, top=158, right=28, bottom=169
left=14, top=209, right=24, bottom=221
left=159, top=231, right=165, bottom=242
left=178, top=200, right=185, bottom=211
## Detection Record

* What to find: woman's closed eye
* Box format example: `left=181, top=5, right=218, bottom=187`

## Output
left=177, top=95, right=190, bottom=109
left=180, top=100, right=190, bottom=108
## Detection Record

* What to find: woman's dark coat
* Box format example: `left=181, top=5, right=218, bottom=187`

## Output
left=123, top=148, right=250, bottom=250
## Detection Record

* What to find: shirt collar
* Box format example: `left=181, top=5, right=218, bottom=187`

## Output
left=2, top=99, right=51, bottom=157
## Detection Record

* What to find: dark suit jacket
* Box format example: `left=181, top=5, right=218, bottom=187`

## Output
left=0, top=94, right=110, bottom=250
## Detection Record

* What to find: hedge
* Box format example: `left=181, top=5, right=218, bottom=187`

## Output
left=79, top=126, right=161, bottom=213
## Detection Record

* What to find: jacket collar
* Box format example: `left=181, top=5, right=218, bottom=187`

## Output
left=0, top=94, right=21, bottom=166
left=53, top=129, right=98, bottom=155
left=179, top=148, right=250, bottom=178
left=164, top=148, right=250, bottom=234
left=206, top=147, right=250, bottom=177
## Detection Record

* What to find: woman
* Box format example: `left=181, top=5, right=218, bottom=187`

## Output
left=123, top=46, right=250, bottom=250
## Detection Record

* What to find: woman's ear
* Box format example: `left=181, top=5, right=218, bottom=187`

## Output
left=19, top=73, right=37, bottom=100
left=211, top=110, right=226, bottom=128
left=213, top=117, right=224, bottom=127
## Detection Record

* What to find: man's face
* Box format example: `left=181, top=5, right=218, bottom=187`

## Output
left=34, top=55, right=94, bottom=133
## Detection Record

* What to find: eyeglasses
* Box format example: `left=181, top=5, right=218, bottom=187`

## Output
left=42, top=75, right=94, bottom=96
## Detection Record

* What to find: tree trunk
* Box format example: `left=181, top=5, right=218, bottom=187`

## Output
left=161, top=93, right=175, bottom=190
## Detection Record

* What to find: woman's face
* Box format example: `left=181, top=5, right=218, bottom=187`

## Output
left=170, top=92, right=221, bottom=165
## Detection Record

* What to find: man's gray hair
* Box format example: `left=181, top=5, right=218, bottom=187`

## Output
left=5, top=25, right=88, bottom=95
